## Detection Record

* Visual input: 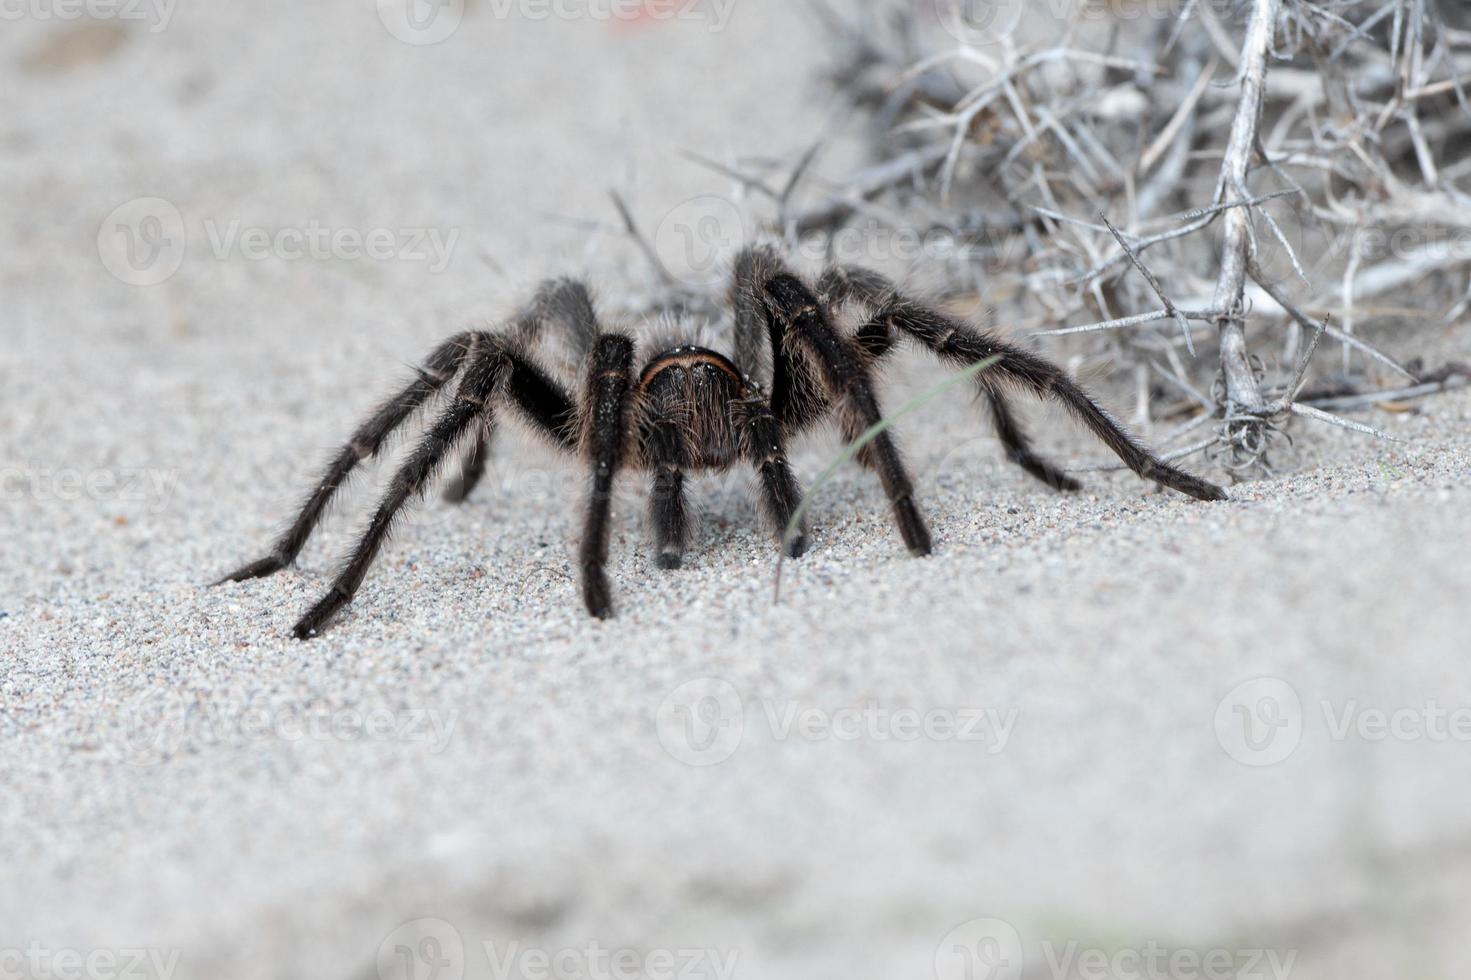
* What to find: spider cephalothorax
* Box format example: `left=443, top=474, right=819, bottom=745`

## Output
left=217, top=247, right=1226, bottom=638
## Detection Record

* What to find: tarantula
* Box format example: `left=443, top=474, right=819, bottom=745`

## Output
left=217, top=247, right=1226, bottom=638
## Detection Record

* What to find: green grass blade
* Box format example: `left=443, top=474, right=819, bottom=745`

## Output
left=774, top=354, right=1002, bottom=601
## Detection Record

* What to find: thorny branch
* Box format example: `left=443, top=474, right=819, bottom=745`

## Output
left=736, top=0, right=1471, bottom=477
left=1211, top=0, right=1281, bottom=458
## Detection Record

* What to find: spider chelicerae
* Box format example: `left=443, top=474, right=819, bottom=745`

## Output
left=217, top=246, right=1226, bottom=638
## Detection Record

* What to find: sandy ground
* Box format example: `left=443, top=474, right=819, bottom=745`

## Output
left=3, top=3, right=1471, bottom=979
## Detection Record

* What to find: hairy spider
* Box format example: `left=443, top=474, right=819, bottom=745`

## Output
left=217, top=247, right=1226, bottom=638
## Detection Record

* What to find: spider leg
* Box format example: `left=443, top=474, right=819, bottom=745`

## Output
left=579, top=333, right=637, bottom=618
left=517, top=276, right=601, bottom=357
left=761, top=270, right=933, bottom=556
left=983, top=388, right=1083, bottom=492
left=215, top=332, right=476, bottom=585
left=732, top=246, right=829, bottom=430
left=641, top=403, right=691, bottom=567
left=292, top=345, right=510, bottom=638
left=441, top=429, right=488, bottom=503
left=730, top=246, right=783, bottom=382
left=649, top=464, right=689, bottom=570
left=443, top=279, right=593, bottom=503
left=830, top=266, right=1226, bottom=502
left=442, top=342, right=580, bottom=506
left=641, top=405, right=692, bottom=570
left=817, top=266, right=1079, bottom=494
left=736, top=396, right=808, bottom=558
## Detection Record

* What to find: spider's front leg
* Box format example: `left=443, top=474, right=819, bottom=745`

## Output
left=760, top=271, right=932, bottom=557
left=215, top=332, right=477, bottom=585
left=441, top=279, right=596, bottom=504
left=578, top=333, right=637, bottom=619
left=642, top=419, right=691, bottom=571
left=735, top=396, right=808, bottom=559
left=292, top=348, right=509, bottom=638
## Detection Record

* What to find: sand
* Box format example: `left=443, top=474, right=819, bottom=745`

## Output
left=3, top=3, right=1471, bottom=978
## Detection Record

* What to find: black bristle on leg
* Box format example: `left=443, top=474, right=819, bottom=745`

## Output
left=443, top=337, right=581, bottom=504
left=761, top=271, right=932, bottom=556
left=984, top=389, right=1082, bottom=493
left=642, top=405, right=691, bottom=571
left=578, top=333, right=636, bottom=619
left=215, top=332, right=476, bottom=586
left=442, top=430, right=488, bottom=503
left=826, top=266, right=1226, bottom=503
left=931, top=318, right=1226, bottom=501
left=738, top=398, right=808, bottom=558
left=520, top=277, right=601, bottom=358
left=292, top=350, right=508, bottom=639
left=650, top=467, right=689, bottom=570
